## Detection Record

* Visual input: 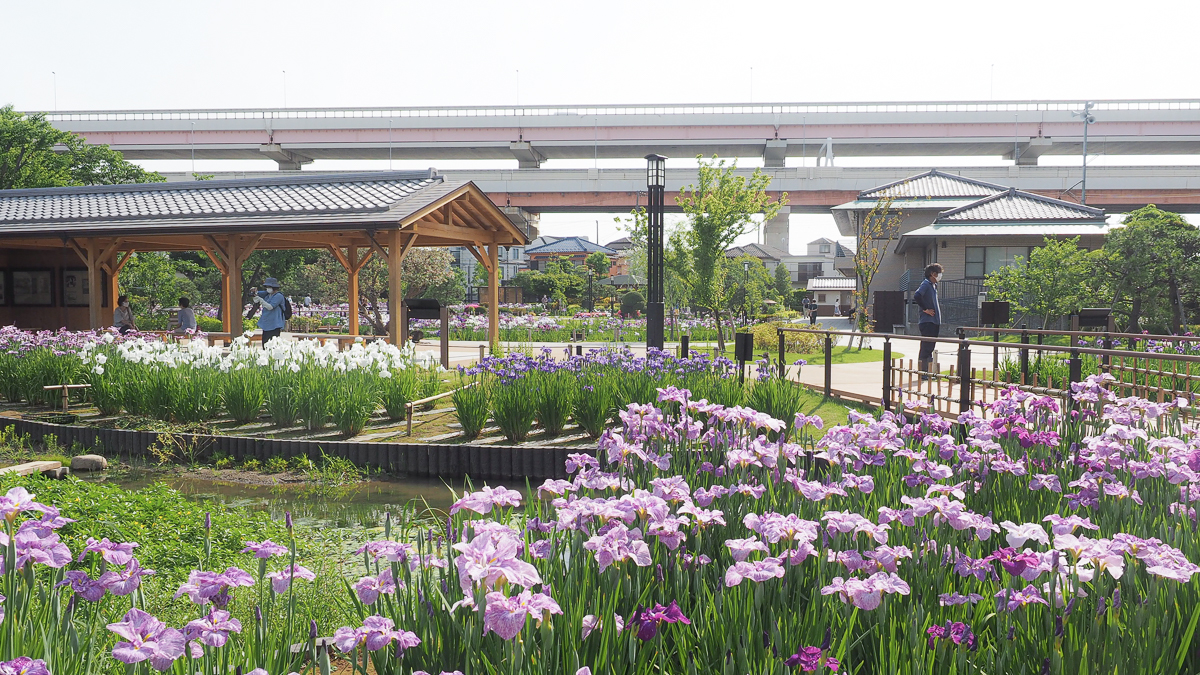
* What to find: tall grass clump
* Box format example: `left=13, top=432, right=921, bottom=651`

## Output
left=572, top=372, right=613, bottom=439
left=296, top=365, right=334, bottom=431
left=169, top=363, right=224, bottom=423
left=222, top=366, right=267, bottom=424
left=532, top=369, right=574, bottom=436
left=744, top=360, right=805, bottom=439
left=331, top=370, right=379, bottom=437
left=451, top=373, right=491, bottom=440
left=417, top=364, right=442, bottom=410
left=490, top=376, right=537, bottom=442
left=379, top=367, right=419, bottom=421
left=264, top=368, right=302, bottom=427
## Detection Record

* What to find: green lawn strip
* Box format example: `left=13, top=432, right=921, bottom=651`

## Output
left=723, top=345, right=901, bottom=365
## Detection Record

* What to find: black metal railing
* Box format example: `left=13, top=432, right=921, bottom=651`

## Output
left=775, top=325, right=1200, bottom=418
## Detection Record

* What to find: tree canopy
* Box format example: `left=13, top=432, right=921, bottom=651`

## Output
left=676, top=156, right=786, bottom=349
left=1099, top=205, right=1199, bottom=333
left=0, top=106, right=163, bottom=189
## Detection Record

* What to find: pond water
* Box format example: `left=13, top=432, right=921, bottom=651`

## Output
left=85, top=472, right=528, bottom=530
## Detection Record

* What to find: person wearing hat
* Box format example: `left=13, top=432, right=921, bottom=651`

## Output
left=251, top=278, right=286, bottom=345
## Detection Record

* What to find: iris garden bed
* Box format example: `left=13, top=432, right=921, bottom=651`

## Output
left=0, top=374, right=1199, bottom=673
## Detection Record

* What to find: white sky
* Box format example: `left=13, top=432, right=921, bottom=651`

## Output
left=4, top=0, right=1199, bottom=250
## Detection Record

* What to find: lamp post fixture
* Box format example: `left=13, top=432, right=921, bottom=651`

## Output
left=1073, top=101, right=1096, bottom=204
left=645, top=154, right=667, bottom=350
left=587, top=269, right=594, bottom=312
left=742, top=259, right=750, bottom=327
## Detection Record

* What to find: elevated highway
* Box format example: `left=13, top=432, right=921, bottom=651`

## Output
left=40, top=99, right=1200, bottom=169
left=159, top=165, right=1200, bottom=214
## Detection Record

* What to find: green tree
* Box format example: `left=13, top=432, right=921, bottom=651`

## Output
left=423, top=267, right=466, bottom=306
left=725, top=256, right=780, bottom=324
left=773, top=262, right=792, bottom=298
left=0, top=106, right=163, bottom=189
left=676, top=156, right=786, bottom=350
left=664, top=226, right=692, bottom=337
left=985, top=237, right=1103, bottom=329
left=851, top=196, right=901, bottom=338
left=585, top=250, right=611, bottom=277
left=1099, top=205, right=1200, bottom=333
left=120, top=252, right=200, bottom=320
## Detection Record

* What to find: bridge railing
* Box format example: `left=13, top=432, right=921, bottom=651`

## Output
left=36, top=98, right=1200, bottom=122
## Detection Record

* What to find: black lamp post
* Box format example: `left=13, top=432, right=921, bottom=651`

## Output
left=742, top=259, right=750, bottom=326
left=587, top=269, right=594, bottom=312
left=645, top=154, right=667, bottom=350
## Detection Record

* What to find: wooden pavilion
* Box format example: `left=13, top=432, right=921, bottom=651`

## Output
left=0, top=171, right=527, bottom=346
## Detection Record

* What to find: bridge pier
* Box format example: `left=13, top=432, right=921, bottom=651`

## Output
left=501, top=206, right=540, bottom=239
left=763, top=206, right=790, bottom=253
left=1010, top=137, right=1052, bottom=166
left=509, top=141, right=545, bottom=169
left=764, top=140, right=788, bottom=168
left=259, top=144, right=313, bottom=170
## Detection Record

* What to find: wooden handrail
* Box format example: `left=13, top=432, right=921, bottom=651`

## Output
left=405, top=380, right=478, bottom=435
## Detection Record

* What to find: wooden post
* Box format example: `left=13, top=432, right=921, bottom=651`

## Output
left=104, top=249, right=134, bottom=329
left=227, top=236, right=244, bottom=337
left=348, top=246, right=360, bottom=336
left=85, top=240, right=103, bottom=329
left=388, top=230, right=405, bottom=346
left=487, top=243, right=500, bottom=351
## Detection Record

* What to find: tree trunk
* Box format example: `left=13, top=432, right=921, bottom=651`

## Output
left=1168, top=273, right=1183, bottom=334
left=1128, top=295, right=1142, bottom=334
left=712, top=305, right=727, bottom=353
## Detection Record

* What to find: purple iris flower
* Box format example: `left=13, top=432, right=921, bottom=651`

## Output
left=0, top=658, right=50, bottom=675
left=626, top=600, right=691, bottom=641
left=106, top=608, right=186, bottom=670
left=241, top=540, right=289, bottom=559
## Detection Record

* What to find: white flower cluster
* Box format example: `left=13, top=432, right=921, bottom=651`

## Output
left=79, top=335, right=419, bottom=378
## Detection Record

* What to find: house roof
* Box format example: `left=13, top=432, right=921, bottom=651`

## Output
left=807, top=276, right=857, bottom=290
left=935, top=188, right=1107, bottom=223
left=525, top=235, right=562, bottom=249
left=605, top=236, right=633, bottom=251
left=0, top=171, right=528, bottom=245
left=726, top=242, right=788, bottom=261
left=858, top=169, right=1009, bottom=200
left=524, top=236, right=615, bottom=256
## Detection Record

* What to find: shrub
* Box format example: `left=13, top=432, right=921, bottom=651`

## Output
left=620, top=291, right=645, bottom=315
left=751, top=321, right=823, bottom=353
left=241, top=458, right=262, bottom=471
left=263, top=455, right=290, bottom=473
left=197, top=316, right=224, bottom=332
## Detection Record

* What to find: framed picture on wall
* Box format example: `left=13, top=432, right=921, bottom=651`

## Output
left=12, top=269, right=53, bottom=307
left=62, top=268, right=90, bottom=307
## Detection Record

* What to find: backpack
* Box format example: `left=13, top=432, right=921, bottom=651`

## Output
left=282, top=297, right=293, bottom=321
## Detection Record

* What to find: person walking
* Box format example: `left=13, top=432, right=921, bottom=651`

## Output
left=252, top=278, right=286, bottom=345
left=833, top=297, right=841, bottom=317
left=113, top=296, right=137, bottom=334
left=913, top=263, right=943, bottom=381
left=173, top=297, right=197, bottom=335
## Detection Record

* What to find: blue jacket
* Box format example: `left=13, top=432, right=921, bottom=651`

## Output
left=914, top=278, right=941, bottom=325
left=256, top=291, right=286, bottom=332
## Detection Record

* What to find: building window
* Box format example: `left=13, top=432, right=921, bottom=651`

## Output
left=819, top=244, right=831, bottom=253
left=965, top=246, right=1031, bottom=278
left=818, top=294, right=826, bottom=303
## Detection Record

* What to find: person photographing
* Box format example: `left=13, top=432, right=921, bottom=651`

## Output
left=251, top=278, right=286, bottom=345
left=913, top=263, right=943, bottom=381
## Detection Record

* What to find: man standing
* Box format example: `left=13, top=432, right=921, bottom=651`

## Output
left=913, top=263, right=943, bottom=380
left=252, top=278, right=286, bottom=345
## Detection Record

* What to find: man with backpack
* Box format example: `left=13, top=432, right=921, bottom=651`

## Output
left=251, top=277, right=290, bottom=345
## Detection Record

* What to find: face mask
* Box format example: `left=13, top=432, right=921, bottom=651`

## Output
left=935, top=273, right=943, bottom=282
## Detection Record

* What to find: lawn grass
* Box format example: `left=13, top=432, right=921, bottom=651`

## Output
left=793, top=384, right=877, bottom=435
left=723, top=345, right=903, bottom=365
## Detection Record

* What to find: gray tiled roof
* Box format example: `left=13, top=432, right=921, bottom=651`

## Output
left=859, top=169, right=1008, bottom=200
left=0, top=171, right=439, bottom=224
left=726, top=242, right=788, bottom=261
left=936, top=188, right=1106, bottom=223
left=525, top=236, right=615, bottom=255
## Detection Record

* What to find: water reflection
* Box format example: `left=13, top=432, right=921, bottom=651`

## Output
left=93, top=472, right=529, bottom=530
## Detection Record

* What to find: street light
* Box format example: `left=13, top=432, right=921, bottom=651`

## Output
left=645, top=154, right=667, bottom=349
left=742, top=260, right=750, bottom=326
left=1072, top=102, right=1096, bottom=204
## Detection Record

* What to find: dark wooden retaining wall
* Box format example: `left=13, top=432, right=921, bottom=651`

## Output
left=0, top=418, right=573, bottom=482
